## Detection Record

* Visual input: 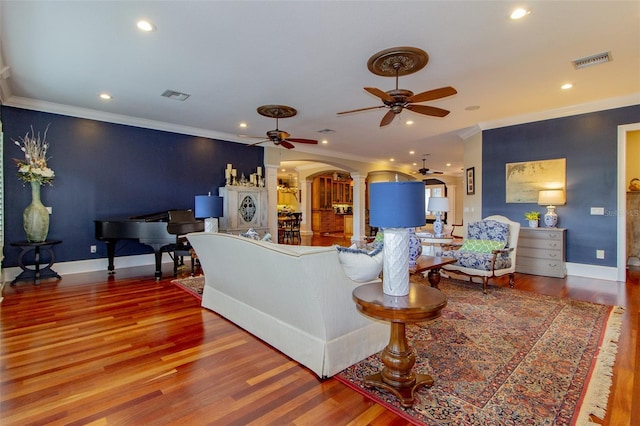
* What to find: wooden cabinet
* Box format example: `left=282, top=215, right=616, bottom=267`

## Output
left=334, top=215, right=344, bottom=232
left=344, top=215, right=353, bottom=236
left=516, top=227, right=566, bottom=278
left=332, top=181, right=353, bottom=203
left=312, top=176, right=332, bottom=209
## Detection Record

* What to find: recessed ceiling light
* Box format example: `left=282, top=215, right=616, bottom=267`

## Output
left=405, top=120, right=414, bottom=125
left=389, top=158, right=395, bottom=162
left=321, top=140, right=328, bottom=144
left=465, top=105, right=480, bottom=111
left=137, top=20, right=156, bottom=32
left=561, top=83, right=573, bottom=90
left=446, top=163, right=452, bottom=167
left=99, top=93, right=112, bottom=100
left=409, top=150, right=415, bottom=155
left=281, top=168, right=286, bottom=172
left=239, top=122, right=247, bottom=128
left=510, top=8, right=530, bottom=20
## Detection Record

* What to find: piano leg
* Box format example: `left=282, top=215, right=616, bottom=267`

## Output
left=105, top=240, right=117, bottom=274
left=154, top=249, right=163, bottom=280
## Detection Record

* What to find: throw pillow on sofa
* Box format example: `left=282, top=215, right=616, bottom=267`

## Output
left=335, top=243, right=384, bottom=282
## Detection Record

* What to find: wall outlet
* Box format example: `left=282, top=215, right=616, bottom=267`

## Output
left=46, top=206, right=52, bottom=214
left=90, top=245, right=97, bottom=253
left=596, top=250, right=605, bottom=259
left=590, top=207, right=605, bottom=215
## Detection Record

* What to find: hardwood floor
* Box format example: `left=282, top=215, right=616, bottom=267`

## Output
left=1, top=234, right=638, bottom=425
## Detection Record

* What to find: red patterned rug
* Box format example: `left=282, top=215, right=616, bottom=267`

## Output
left=336, top=278, right=623, bottom=425
left=171, top=275, right=204, bottom=300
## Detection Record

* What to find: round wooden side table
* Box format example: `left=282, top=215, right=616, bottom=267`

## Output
left=352, top=282, right=447, bottom=407
left=10, top=240, right=62, bottom=285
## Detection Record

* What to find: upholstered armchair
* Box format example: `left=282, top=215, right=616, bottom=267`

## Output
left=441, top=215, right=520, bottom=294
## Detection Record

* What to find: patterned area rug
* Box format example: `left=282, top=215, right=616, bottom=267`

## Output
left=171, top=275, right=204, bottom=300
left=336, top=278, right=623, bottom=425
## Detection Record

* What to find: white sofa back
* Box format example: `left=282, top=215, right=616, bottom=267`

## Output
left=187, top=232, right=388, bottom=378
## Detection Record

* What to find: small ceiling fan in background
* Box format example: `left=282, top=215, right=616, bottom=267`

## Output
left=417, top=155, right=443, bottom=175
left=337, top=46, right=457, bottom=127
left=247, top=105, right=318, bottom=150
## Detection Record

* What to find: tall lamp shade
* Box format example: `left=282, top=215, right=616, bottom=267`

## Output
left=195, top=194, right=223, bottom=233
left=370, top=182, right=426, bottom=296
left=538, top=190, right=565, bottom=227
left=427, top=197, right=450, bottom=236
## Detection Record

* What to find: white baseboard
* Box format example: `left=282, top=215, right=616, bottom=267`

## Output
left=565, top=262, right=619, bottom=281
left=1, top=254, right=167, bottom=284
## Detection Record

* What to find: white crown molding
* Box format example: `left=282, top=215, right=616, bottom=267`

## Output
left=4, top=96, right=249, bottom=143
left=479, top=93, right=640, bottom=131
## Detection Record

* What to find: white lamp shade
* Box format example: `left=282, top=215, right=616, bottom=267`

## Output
left=538, top=190, right=565, bottom=206
left=427, top=197, right=450, bottom=212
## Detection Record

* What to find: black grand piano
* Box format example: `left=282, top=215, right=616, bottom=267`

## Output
left=95, top=210, right=204, bottom=279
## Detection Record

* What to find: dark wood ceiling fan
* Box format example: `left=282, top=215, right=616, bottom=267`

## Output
left=247, top=105, right=318, bottom=150
left=418, top=155, right=443, bottom=175
left=337, top=47, right=457, bottom=127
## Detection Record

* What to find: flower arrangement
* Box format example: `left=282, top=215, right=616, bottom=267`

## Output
left=524, top=211, right=540, bottom=221
left=13, top=125, right=55, bottom=185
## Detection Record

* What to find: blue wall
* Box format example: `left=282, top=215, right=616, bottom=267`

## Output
left=2, top=106, right=264, bottom=268
left=482, top=104, right=640, bottom=267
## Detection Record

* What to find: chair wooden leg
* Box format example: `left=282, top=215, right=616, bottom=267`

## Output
left=482, top=277, right=489, bottom=294
left=508, top=273, right=515, bottom=288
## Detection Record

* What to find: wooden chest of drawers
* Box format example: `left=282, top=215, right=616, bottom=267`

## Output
left=516, top=227, right=566, bottom=278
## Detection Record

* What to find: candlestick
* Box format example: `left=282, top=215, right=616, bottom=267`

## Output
left=257, top=166, right=262, bottom=176
left=227, top=163, right=232, bottom=170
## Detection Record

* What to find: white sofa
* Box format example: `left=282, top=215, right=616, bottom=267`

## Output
left=186, top=232, right=389, bottom=378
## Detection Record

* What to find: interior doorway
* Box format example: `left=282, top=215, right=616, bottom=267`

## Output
left=617, top=123, right=640, bottom=281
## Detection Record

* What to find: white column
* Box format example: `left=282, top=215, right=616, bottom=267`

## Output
left=266, top=164, right=279, bottom=238
left=351, top=173, right=367, bottom=244
left=300, top=179, right=313, bottom=236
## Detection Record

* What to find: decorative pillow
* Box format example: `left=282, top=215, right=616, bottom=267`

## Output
left=459, top=239, right=506, bottom=253
left=336, top=243, right=384, bottom=282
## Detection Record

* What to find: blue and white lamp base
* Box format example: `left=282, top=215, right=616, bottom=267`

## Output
left=544, top=207, right=558, bottom=227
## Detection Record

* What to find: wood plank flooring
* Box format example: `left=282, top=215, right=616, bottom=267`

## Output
left=1, top=234, right=638, bottom=425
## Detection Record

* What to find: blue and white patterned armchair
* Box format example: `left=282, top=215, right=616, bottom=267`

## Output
left=441, top=215, right=520, bottom=293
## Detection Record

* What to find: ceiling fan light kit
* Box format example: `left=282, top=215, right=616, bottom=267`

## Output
left=338, top=46, right=457, bottom=127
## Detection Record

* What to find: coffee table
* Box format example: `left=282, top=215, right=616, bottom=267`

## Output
left=352, top=282, right=447, bottom=407
left=410, top=255, right=457, bottom=288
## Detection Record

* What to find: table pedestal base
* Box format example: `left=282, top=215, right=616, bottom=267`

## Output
left=363, top=322, right=434, bottom=407
left=364, top=371, right=434, bottom=408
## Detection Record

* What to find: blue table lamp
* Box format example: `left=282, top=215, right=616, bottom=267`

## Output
left=370, top=181, right=426, bottom=296
left=195, top=193, right=224, bottom=233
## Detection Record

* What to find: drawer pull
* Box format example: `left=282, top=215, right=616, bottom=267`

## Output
left=548, top=263, right=558, bottom=267
left=548, top=243, right=557, bottom=248
left=548, top=234, right=558, bottom=239
left=548, top=254, right=557, bottom=258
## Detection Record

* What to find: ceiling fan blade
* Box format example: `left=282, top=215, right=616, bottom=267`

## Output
left=286, top=138, right=318, bottom=144
left=279, top=141, right=295, bottom=149
left=247, top=139, right=268, bottom=147
left=406, top=104, right=450, bottom=117
left=364, top=87, right=395, bottom=103
left=380, top=110, right=396, bottom=127
left=406, top=86, right=457, bottom=103
left=337, top=105, right=386, bottom=115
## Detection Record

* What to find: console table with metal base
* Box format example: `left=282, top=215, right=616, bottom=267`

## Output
left=10, top=240, right=62, bottom=285
left=352, top=282, right=447, bottom=407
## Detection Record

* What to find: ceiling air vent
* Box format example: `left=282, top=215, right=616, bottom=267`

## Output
left=161, top=89, right=190, bottom=101
left=572, top=51, right=612, bottom=69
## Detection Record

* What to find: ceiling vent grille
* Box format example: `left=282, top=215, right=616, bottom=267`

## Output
left=572, top=51, right=612, bottom=69
left=161, top=89, right=190, bottom=101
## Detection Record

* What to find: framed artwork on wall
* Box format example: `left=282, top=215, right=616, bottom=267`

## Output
left=505, top=158, right=566, bottom=203
left=466, top=167, right=475, bottom=195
